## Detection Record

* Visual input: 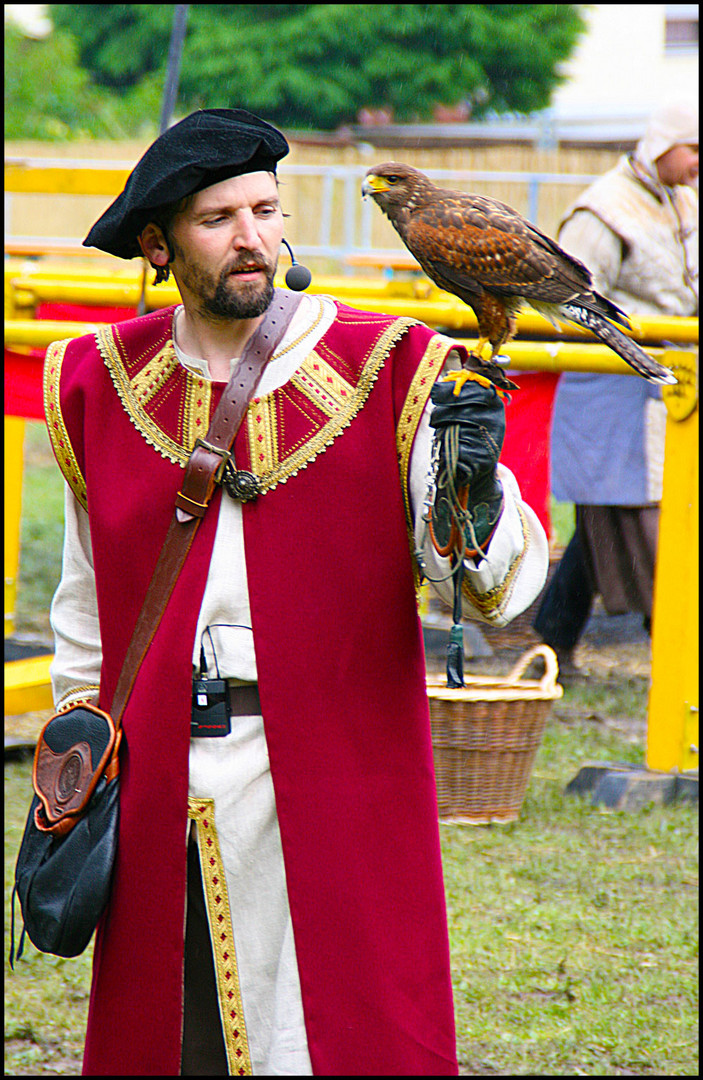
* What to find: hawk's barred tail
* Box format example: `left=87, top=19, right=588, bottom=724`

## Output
left=562, top=303, right=677, bottom=385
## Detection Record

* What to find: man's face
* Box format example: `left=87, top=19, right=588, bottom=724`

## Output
left=167, top=171, right=285, bottom=319
left=655, top=143, right=699, bottom=188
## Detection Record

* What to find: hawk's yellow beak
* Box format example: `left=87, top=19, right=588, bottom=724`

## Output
left=361, top=174, right=391, bottom=197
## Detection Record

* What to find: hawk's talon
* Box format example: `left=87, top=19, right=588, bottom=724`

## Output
left=441, top=369, right=494, bottom=395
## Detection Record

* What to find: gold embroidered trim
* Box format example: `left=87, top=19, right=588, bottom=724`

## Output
left=97, top=325, right=191, bottom=465
left=267, top=293, right=325, bottom=360
left=43, top=339, right=88, bottom=510
left=130, top=342, right=180, bottom=408
left=395, top=335, right=452, bottom=588
left=246, top=392, right=280, bottom=474
left=183, top=375, right=213, bottom=449
left=56, top=685, right=101, bottom=712
left=251, top=318, right=417, bottom=493
left=98, top=300, right=326, bottom=469
left=96, top=307, right=418, bottom=494
left=187, top=798, right=252, bottom=1077
left=461, top=504, right=529, bottom=622
left=290, top=350, right=355, bottom=418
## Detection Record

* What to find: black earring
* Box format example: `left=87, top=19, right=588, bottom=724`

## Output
left=281, top=239, right=312, bottom=291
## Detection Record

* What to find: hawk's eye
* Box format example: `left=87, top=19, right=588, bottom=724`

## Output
left=386, top=175, right=400, bottom=184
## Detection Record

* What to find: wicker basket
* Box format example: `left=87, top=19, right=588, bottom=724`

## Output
left=427, top=644, right=563, bottom=825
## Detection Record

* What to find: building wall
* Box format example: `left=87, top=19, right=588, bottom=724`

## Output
left=551, top=4, right=698, bottom=117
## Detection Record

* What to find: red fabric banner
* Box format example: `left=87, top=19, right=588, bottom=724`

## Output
left=501, top=370, right=560, bottom=542
left=4, top=348, right=47, bottom=420
left=35, top=301, right=137, bottom=323
left=4, top=303, right=137, bottom=420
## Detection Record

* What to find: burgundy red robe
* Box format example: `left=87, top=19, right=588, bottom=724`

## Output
left=44, top=301, right=460, bottom=1075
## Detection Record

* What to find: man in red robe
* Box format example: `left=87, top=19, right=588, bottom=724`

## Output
left=44, top=110, right=548, bottom=1075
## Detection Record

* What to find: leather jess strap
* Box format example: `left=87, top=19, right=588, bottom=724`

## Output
left=109, top=288, right=302, bottom=726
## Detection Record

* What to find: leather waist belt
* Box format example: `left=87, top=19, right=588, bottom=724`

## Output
left=228, top=684, right=261, bottom=717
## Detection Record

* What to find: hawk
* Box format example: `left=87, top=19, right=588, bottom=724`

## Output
left=361, top=162, right=676, bottom=387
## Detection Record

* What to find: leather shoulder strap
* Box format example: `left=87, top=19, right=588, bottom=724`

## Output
left=109, top=289, right=302, bottom=724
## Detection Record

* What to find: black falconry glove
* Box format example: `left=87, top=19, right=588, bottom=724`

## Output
left=428, top=370, right=509, bottom=565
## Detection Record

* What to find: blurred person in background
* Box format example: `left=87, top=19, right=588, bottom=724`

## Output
left=533, top=101, right=698, bottom=678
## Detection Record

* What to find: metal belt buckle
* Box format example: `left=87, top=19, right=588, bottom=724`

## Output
left=222, top=459, right=261, bottom=503
left=192, top=437, right=230, bottom=483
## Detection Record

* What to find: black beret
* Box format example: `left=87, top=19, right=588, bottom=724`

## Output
left=83, top=109, right=289, bottom=259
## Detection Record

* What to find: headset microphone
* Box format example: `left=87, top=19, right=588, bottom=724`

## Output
left=281, top=239, right=312, bottom=291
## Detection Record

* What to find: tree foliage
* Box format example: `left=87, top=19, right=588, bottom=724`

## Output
left=5, top=22, right=107, bottom=139
left=4, top=21, right=162, bottom=139
left=17, top=5, right=586, bottom=136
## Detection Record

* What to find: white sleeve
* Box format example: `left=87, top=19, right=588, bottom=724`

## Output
left=49, top=484, right=103, bottom=710
left=409, top=359, right=549, bottom=627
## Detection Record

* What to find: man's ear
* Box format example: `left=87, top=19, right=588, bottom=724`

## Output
left=138, top=223, right=170, bottom=267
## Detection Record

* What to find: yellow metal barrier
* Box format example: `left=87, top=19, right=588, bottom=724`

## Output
left=5, top=161, right=131, bottom=196
left=5, top=655, right=55, bottom=714
left=4, top=416, right=25, bottom=637
left=4, top=294, right=698, bottom=779
left=2, top=318, right=671, bottom=376
left=647, top=350, right=699, bottom=772
left=5, top=263, right=700, bottom=346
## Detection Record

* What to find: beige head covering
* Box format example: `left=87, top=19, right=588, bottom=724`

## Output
left=634, top=101, right=699, bottom=175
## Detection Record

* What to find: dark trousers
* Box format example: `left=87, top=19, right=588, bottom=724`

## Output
left=181, top=834, right=229, bottom=1076
left=533, top=527, right=594, bottom=653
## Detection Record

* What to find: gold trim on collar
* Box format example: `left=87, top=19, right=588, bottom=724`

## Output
left=44, top=339, right=88, bottom=511
left=183, top=374, right=213, bottom=450
left=249, top=318, right=417, bottom=493
left=96, top=308, right=420, bottom=498
left=188, top=798, right=252, bottom=1076
left=96, top=325, right=190, bottom=466
left=130, top=342, right=180, bottom=407
left=291, top=350, right=356, bottom=418
left=246, top=391, right=280, bottom=475
left=97, top=300, right=327, bottom=470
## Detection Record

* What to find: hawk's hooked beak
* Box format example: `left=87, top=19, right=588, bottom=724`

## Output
left=361, top=174, right=391, bottom=198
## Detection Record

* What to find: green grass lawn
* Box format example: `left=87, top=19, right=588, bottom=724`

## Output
left=13, top=422, right=65, bottom=639
left=445, top=699, right=698, bottom=1075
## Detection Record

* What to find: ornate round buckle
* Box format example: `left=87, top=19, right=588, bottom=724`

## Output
left=222, top=461, right=261, bottom=503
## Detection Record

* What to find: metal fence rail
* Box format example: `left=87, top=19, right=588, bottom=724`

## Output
left=5, top=159, right=601, bottom=266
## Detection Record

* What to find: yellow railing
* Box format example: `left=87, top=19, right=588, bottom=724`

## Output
left=3, top=279, right=698, bottom=779
left=6, top=263, right=699, bottom=343
left=5, top=160, right=132, bottom=195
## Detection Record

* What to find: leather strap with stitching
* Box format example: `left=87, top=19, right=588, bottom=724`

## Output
left=109, top=287, right=302, bottom=725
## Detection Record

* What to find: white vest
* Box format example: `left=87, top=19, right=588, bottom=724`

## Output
left=559, top=155, right=698, bottom=318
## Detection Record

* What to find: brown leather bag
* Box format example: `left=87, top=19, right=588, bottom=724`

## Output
left=33, top=704, right=120, bottom=837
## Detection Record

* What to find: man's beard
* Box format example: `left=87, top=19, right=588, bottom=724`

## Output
left=175, top=246, right=277, bottom=320
left=205, top=262, right=276, bottom=320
